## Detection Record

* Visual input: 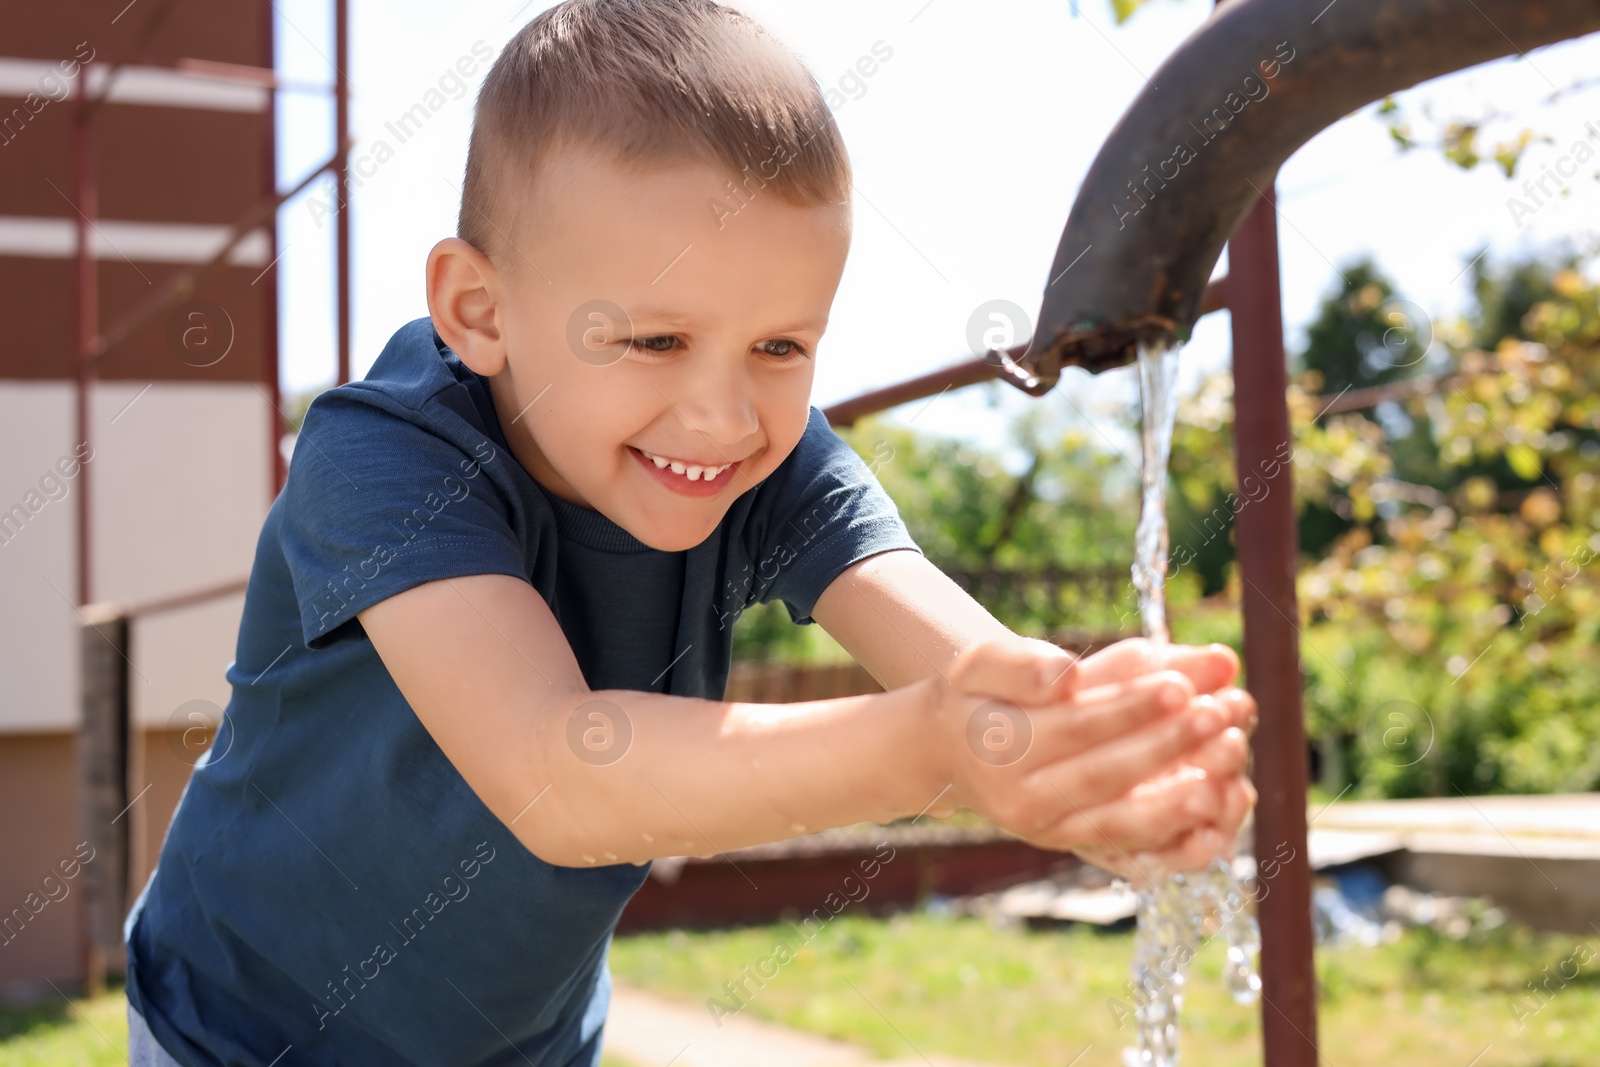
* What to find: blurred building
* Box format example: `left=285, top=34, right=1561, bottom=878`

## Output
left=0, top=0, right=280, bottom=995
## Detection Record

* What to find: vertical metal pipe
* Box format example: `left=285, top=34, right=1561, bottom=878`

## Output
left=73, top=62, right=97, bottom=607
left=1227, top=187, right=1318, bottom=1065
left=71, top=57, right=100, bottom=994
left=264, top=0, right=285, bottom=496
left=334, top=0, right=351, bottom=386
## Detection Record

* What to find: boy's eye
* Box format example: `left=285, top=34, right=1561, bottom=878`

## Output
left=630, top=336, right=808, bottom=359
left=633, top=335, right=679, bottom=353
left=761, top=339, right=807, bottom=358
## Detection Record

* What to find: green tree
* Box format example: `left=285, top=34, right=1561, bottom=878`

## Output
left=1295, top=257, right=1429, bottom=397
left=1297, top=248, right=1600, bottom=796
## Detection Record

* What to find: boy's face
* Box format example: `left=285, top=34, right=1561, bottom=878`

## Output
left=479, top=143, right=851, bottom=553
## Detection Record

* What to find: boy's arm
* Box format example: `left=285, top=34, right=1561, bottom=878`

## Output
left=810, top=549, right=1259, bottom=868
left=810, top=549, right=1246, bottom=697
left=357, top=572, right=950, bottom=869
left=809, top=549, right=1037, bottom=690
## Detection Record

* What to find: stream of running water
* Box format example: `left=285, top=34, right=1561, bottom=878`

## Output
left=1123, top=340, right=1262, bottom=1067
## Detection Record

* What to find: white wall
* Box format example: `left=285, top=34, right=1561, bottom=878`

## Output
left=0, top=382, right=269, bottom=733
left=129, top=593, right=247, bottom=731
left=0, top=382, right=80, bottom=732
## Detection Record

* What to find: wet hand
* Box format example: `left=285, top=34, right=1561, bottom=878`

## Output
left=922, top=636, right=1257, bottom=881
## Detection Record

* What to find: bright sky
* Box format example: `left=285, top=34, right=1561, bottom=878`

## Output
left=270, top=0, right=1600, bottom=468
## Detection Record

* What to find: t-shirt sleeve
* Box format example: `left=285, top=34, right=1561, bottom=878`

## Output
left=279, top=387, right=531, bottom=650
left=753, top=406, right=923, bottom=625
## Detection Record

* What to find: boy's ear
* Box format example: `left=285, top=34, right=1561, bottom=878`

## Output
left=426, top=237, right=506, bottom=377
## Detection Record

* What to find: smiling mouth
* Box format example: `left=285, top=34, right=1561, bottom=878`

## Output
left=633, top=446, right=737, bottom=482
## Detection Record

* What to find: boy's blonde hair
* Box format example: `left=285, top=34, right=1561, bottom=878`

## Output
left=460, top=0, right=852, bottom=269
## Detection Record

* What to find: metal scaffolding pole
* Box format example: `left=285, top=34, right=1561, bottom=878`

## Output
left=1227, top=184, right=1319, bottom=1066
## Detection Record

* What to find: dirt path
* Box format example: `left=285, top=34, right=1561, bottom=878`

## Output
left=604, top=979, right=1026, bottom=1067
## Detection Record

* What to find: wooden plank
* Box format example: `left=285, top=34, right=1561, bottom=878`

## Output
left=76, top=604, right=128, bottom=995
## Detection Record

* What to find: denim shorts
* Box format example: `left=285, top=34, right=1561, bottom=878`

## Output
left=128, top=1001, right=185, bottom=1067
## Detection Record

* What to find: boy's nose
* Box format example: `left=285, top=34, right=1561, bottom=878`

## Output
left=675, top=358, right=760, bottom=449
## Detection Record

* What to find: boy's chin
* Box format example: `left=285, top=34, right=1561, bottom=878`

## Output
left=624, top=512, right=726, bottom=553
left=617, top=491, right=735, bottom=549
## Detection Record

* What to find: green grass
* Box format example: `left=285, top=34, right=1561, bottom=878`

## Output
left=0, top=981, right=128, bottom=1067
left=14, top=918, right=1596, bottom=1067
left=609, top=911, right=1600, bottom=1067
left=0, top=980, right=642, bottom=1067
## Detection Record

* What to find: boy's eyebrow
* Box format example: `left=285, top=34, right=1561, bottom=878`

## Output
left=764, top=318, right=828, bottom=334
left=626, top=307, right=828, bottom=334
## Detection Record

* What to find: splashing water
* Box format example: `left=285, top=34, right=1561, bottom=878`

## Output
left=1122, top=340, right=1262, bottom=1067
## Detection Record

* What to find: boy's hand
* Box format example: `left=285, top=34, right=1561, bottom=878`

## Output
left=922, top=637, right=1256, bottom=885
left=1070, top=769, right=1257, bottom=887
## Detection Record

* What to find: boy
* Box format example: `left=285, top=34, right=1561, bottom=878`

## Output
left=124, top=2, right=1256, bottom=1064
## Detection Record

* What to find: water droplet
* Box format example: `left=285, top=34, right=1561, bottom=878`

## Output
left=790, top=823, right=807, bottom=833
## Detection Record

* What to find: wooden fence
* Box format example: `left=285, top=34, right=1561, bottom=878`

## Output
left=724, top=628, right=1126, bottom=703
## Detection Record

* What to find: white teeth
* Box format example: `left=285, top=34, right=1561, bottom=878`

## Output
left=640, top=449, right=729, bottom=481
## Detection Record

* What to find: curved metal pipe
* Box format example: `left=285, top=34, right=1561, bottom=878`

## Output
left=1027, top=0, right=1600, bottom=382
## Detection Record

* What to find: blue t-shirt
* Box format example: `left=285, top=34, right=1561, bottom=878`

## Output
left=123, top=316, right=923, bottom=1067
